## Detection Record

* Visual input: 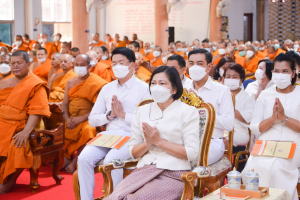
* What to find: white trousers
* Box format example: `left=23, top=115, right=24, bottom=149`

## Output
left=78, top=130, right=131, bottom=200
left=208, top=138, right=225, bottom=165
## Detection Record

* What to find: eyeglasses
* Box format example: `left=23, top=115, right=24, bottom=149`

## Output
left=111, top=61, right=131, bottom=67
left=272, top=70, right=293, bottom=74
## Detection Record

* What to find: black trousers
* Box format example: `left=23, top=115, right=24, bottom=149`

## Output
left=233, top=146, right=247, bottom=172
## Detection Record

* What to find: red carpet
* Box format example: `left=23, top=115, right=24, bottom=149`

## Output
left=0, top=165, right=104, bottom=200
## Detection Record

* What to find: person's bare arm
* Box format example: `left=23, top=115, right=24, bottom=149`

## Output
left=141, top=61, right=156, bottom=73
left=48, top=73, right=56, bottom=92
left=62, top=80, right=76, bottom=129
left=235, top=110, right=248, bottom=124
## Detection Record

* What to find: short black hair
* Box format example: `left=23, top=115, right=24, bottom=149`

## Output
left=129, top=41, right=140, bottom=51
left=274, top=53, right=297, bottom=85
left=28, top=50, right=36, bottom=56
left=16, top=35, right=22, bottom=40
left=37, top=47, right=47, bottom=54
left=12, top=50, right=29, bottom=63
left=167, top=54, right=186, bottom=69
left=111, top=47, right=136, bottom=63
left=23, top=34, right=30, bottom=40
left=188, top=49, right=213, bottom=64
left=149, top=66, right=183, bottom=100
left=62, top=41, right=70, bottom=48
left=212, top=56, right=235, bottom=80
left=57, top=33, right=62, bottom=38
left=258, top=59, right=274, bottom=81
left=224, top=63, right=245, bottom=82
left=70, top=47, right=80, bottom=53
left=100, top=46, right=108, bottom=53
left=285, top=51, right=300, bottom=66
left=175, top=41, right=181, bottom=45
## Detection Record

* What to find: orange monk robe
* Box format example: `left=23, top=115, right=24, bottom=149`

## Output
left=0, top=73, right=14, bottom=81
left=212, top=50, right=219, bottom=57
left=183, top=54, right=188, bottom=60
left=28, top=40, right=37, bottom=50
left=140, top=48, right=145, bottom=54
left=64, top=73, right=107, bottom=159
left=0, top=42, right=12, bottom=52
left=91, top=62, right=115, bottom=82
left=275, top=48, right=286, bottom=57
left=234, top=50, right=239, bottom=57
left=176, top=51, right=184, bottom=56
left=106, top=39, right=115, bottom=50
left=55, top=42, right=62, bottom=52
left=235, top=56, right=246, bottom=68
left=12, top=44, right=30, bottom=52
left=137, top=67, right=152, bottom=83
left=49, top=70, right=77, bottom=102
left=213, top=56, right=223, bottom=66
left=33, top=59, right=52, bottom=82
left=246, top=56, right=261, bottom=73
left=94, top=40, right=106, bottom=47
left=43, top=42, right=58, bottom=59
left=256, top=51, right=267, bottom=59
left=55, top=68, right=63, bottom=74
left=261, top=49, right=267, bottom=55
left=146, top=51, right=155, bottom=61
left=114, top=41, right=126, bottom=48
left=0, top=74, right=50, bottom=184
left=151, top=57, right=164, bottom=67
left=142, top=56, right=149, bottom=62
left=100, top=59, right=112, bottom=67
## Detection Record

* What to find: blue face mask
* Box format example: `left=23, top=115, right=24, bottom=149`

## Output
left=239, top=51, right=246, bottom=57
left=274, top=44, right=280, bottom=50
left=235, top=47, right=238, bottom=51
left=294, top=44, right=299, bottom=50
left=212, top=46, right=217, bottom=52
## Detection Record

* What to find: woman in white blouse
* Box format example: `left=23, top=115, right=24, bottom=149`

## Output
left=104, top=66, right=200, bottom=200
left=242, top=54, right=300, bottom=200
left=222, top=63, right=255, bottom=171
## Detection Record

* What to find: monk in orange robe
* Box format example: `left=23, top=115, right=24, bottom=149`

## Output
left=105, top=34, right=114, bottom=50
left=0, top=42, right=12, bottom=52
left=11, top=35, right=30, bottom=53
left=89, top=33, right=105, bottom=50
left=213, top=43, right=226, bottom=65
left=144, top=42, right=155, bottom=60
left=53, top=33, right=62, bottom=52
left=48, top=54, right=77, bottom=103
left=0, top=51, right=50, bottom=193
left=168, top=43, right=177, bottom=55
left=253, top=41, right=266, bottom=59
left=113, top=34, right=126, bottom=48
left=151, top=46, right=164, bottom=67
left=245, top=46, right=261, bottom=79
left=123, top=36, right=130, bottom=45
left=38, top=33, right=58, bottom=59
left=135, top=52, right=151, bottom=82
left=225, top=46, right=246, bottom=68
left=0, top=54, right=14, bottom=81
left=47, top=53, right=62, bottom=80
left=32, top=48, right=53, bottom=82
left=61, top=54, right=107, bottom=173
left=273, top=39, right=286, bottom=57
left=95, top=46, right=113, bottom=66
left=22, top=34, right=36, bottom=50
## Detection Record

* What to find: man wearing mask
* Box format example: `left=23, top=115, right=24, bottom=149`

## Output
left=225, top=46, right=246, bottom=68
left=175, top=41, right=183, bottom=55
left=0, top=46, right=8, bottom=55
left=31, top=48, right=52, bottom=81
left=273, top=39, right=286, bottom=56
left=245, top=45, right=261, bottom=78
left=38, top=33, right=58, bottom=59
left=22, top=34, right=36, bottom=50
left=259, top=40, right=267, bottom=55
left=185, top=49, right=234, bottom=165
left=253, top=41, right=267, bottom=59
left=78, top=47, right=151, bottom=200
left=27, top=50, right=36, bottom=64
left=89, top=33, right=105, bottom=49
left=150, top=46, right=164, bottom=67
left=213, top=42, right=226, bottom=65
left=93, top=46, right=112, bottom=66
left=232, top=39, right=239, bottom=56
left=144, top=42, right=154, bottom=60
left=283, top=39, right=294, bottom=52
left=60, top=42, right=70, bottom=54
left=61, top=54, right=107, bottom=173
left=265, top=45, right=276, bottom=61
left=294, top=41, right=300, bottom=52
left=113, top=34, right=126, bottom=48
left=0, top=54, right=14, bottom=81
left=12, top=35, right=30, bottom=52
left=53, top=33, right=62, bottom=52
left=105, top=34, right=114, bottom=50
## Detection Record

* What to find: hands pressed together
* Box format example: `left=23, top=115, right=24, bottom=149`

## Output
left=111, top=95, right=126, bottom=119
left=272, top=98, right=286, bottom=122
left=142, top=122, right=162, bottom=147
left=66, top=116, right=83, bottom=130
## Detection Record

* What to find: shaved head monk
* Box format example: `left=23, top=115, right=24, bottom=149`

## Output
left=27, top=50, right=36, bottom=63
left=213, top=43, right=226, bottom=65
left=90, top=33, right=105, bottom=49
left=0, top=50, right=50, bottom=193
left=38, top=33, right=58, bottom=59
left=113, top=34, right=126, bottom=48
left=253, top=41, right=266, bottom=59
left=0, top=46, right=8, bottom=56
left=132, top=33, right=138, bottom=41
left=86, top=50, right=114, bottom=82
left=266, top=45, right=276, bottom=61
left=123, top=36, right=130, bottom=45
left=48, top=53, right=62, bottom=80
left=225, top=46, right=246, bottom=68
left=32, top=48, right=52, bottom=81
left=0, top=41, right=12, bottom=53
left=245, top=45, right=261, bottom=78
left=60, top=42, right=70, bottom=54
left=105, top=34, right=114, bottom=50
left=32, top=43, right=41, bottom=53
left=12, top=35, right=30, bottom=53
left=169, top=43, right=177, bottom=55
left=70, top=47, right=81, bottom=62
left=144, top=42, right=154, bottom=60
left=151, top=46, right=164, bottom=67
left=53, top=33, right=62, bottom=52
left=272, top=39, right=285, bottom=56
left=61, top=54, right=107, bottom=173
left=0, top=54, right=14, bottom=81
left=48, top=54, right=77, bottom=103
left=99, top=46, right=112, bottom=66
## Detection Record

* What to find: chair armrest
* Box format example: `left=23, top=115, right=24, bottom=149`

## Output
left=181, top=171, right=198, bottom=200
left=234, top=151, right=250, bottom=169
left=193, top=166, right=211, bottom=178
left=29, top=125, right=64, bottom=148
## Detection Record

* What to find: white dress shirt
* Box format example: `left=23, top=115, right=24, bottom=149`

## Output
left=185, top=77, right=234, bottom=138
left=182, top=74, right=193, bottom=89
left=245, top=80, right=274, bottom=98
left=89, top=75, right=152, bottom=134
left=233, top=89, right=255, bottom=146
left=128, top=100, right=200, bottom=170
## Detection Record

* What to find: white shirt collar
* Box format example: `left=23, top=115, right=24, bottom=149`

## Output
left=117, top=74, right=135, bottom=89
left=193, top=76, right=212, bottom=91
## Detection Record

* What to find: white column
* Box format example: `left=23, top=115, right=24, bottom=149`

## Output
left=89, top=7, right=97, bottom=42
left=100, top=7, right=106, bottom=41
left=14, top=0, right=26, bottom=36
left=25, top=0, right=43, bottom=41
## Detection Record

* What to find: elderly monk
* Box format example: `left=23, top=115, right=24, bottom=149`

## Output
left=135, top=52, right=152, bottom=82
left=129, top=41, right=149, bottom=63
left=259, top=40, right=267, bottom=55
left=0, top=51, right=50, bottom=193
left=168, top=43, right=177, bottom=55
left=94, top=46, right=112, bottom=66
left=28, top=50, right=36, bottom=63
left=245, top=45, right=261, bottom=78
left=265, top=45, right=276, bottom=61
left=225, top=46, right=246, bottom=68
left=211, top=41, right=219, bottom=56
left=105, top=34, right=114, bottom=50
left=0, top=46, right=9, bottom=56
left=86, top=50, right=114, bottom=82
left=48, top=53, right=62, bottom=80
left=32, top=43, right=41, bottom=53
left=283, top=39, right=293, bottom=52
left=0, top=54, right=14, bottom=81
left=48, top=54, right=77, bottom=103
left=70, top=47, right=80, bottom=62
left=53, top=33, right=62, bottom=52
left=150, top=46, right=164, bottom=67
left=113, top=34, right=126, bottom=48
left=38, top=33, right=58, bottom=59
left=22, top=34, right=36, bottom=50
left=273, top=39, right=286, bottom=56
left=123, top=36, right=130, bottom=45
left=61, top=54, right=107, bottom=173
left=32, top=48, right=52, bottom=81
left=144, top=42, right=154, bottom=60
left=60, top=42, right=70, bottom=54
left=253, top=41, right=266, bottom=59
left=0, top=41, right=12, bottom=53
left=89, top=33, right=105, bottom=49
left=175, top=41, right=183, bottom=55
left=213, top=42, right=226, bottom=65
left=11, top=35, right=30, bottom=53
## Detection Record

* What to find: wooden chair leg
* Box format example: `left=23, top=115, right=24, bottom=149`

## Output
left=206, top=181, right=220, bottom=194
left=30, top=155, right=41, bottom=193
left=52, top=149, right=64, bottom=185
left=73, top=169, right=81, bottom=200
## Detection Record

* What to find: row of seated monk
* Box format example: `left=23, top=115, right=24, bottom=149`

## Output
left=0, top=36, right=300, bottom=200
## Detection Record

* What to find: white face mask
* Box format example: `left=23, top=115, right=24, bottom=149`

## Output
left=153, top=50, right=161, bottom=57
left=38, top=39, right=44, bottom=44
left=102, top=54, right=108, bottom=60
left=0, top=63, right=11, bottom=74
left=29, top=58, right=34, bottom=62
left=255, top=69, right=265, bottom=80
left=177, top=48, right=182, bottom=52
left=92, top=40, right=98, bottom=44
left=74, top=66, right=88, bottom=77
left=218, top=48, right=225, bottom=55
left=294, top=44, right=299, bottom=51
left=90, top=60, right=96, bottom=67
left=162, top=56, right=167, bottom=64
left=224, top=79, right=240, bottom=90
left=212, top=46, right=217, bottom=52
left=181, top=48, right=187, bottom=53
left=37, top=57, right=46, bottom=62
left=219, top=68, right=224, bottom=77
left=204, top=48, right=211, bottom=53
left=272, top=73, right=292, bottom=89
left=189, top=65, right=207, bottom=81
left=112, top=64, right=130, bottom=79
left=72, top=57, right=75, bottom=62
left=15, top=41, right=22, bottom=46
left=259, top=47, right=265, bottom=51
left=150, top=85, right=172, bottom=103
left=54, top=36, right=60, bottom=42
left=144, top=49, right=152, bottom=54
left=246, top=50, right=254, bottom=58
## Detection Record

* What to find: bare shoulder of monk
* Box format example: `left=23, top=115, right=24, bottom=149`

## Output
left=0, top=77, right=19, bottom=90
left=67, top=76, right=83, bottom=89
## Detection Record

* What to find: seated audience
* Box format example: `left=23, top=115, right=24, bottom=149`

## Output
left=32, top=48, right=52, bottom=81
left=0, top=54, right=14, bottom=81
left=212, top=56, right=235, bottom=81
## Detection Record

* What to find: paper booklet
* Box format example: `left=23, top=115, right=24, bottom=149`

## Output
left=251, top=140, right=296, bottom=159
left=87, top=134, right=130, bottom=149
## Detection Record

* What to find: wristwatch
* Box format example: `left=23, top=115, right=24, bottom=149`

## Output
left=282, top=116, right=289, bottom=124
left=106, top=111, right=116, bottom=121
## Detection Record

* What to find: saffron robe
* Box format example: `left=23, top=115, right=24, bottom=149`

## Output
left=43, top=42, right=58, bottom=59
left=235, top=56, right=246, bottom=68
left=145, top=51, right=155, bottom=61
left=91, top=62, right=115, bottom=83
left=0, top=73, right=14, bottom=81
left=94, top=40, right=106, bottom=47
left=0, top=42, right=12, bottom=52
left=33, top=59, right=52, bottom=82
left=114, top=41, right=126, bottom=48
left=151, top=57, right=164, bottom=67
